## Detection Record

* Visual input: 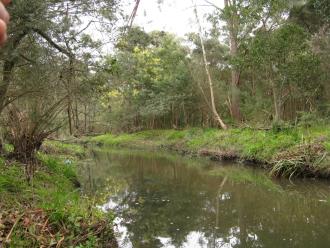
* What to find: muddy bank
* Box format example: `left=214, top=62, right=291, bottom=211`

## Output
left=89, top=128, right=330, bottom=179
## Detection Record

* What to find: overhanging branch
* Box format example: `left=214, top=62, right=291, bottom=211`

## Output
left=33, top=29, right=72, bottom=57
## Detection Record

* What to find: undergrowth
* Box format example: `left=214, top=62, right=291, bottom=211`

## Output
left=42, top=140, right=86, bottom=158
left=90, top=126, right=330, bottom=179
left=0, top=143, right=117, bottom=247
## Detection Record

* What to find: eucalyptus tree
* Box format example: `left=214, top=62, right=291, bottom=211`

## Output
left=290, top=0, right=330, bottom=33
left=290, top=0, right=330, bottom=115
left=0, top=0, right=120, bottom=157
left=246, top=23, right=321, bottom=122
left=209, top=0, right=292, bottom=122
left=192, top=3, right=227, bottom=129
left=104, top=28, right=195, bottom=131
left=186, top=32, right=231, bottom=127
left=0, top=0, right=119, bottom=114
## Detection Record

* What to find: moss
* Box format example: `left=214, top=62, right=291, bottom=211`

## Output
left=3, top=143, right=14, bottom=153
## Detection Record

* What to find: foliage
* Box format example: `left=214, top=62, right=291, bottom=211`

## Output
left=0, top=146, right=117, bottom=247
left=0, top=0, right=328, bottom=137
left=91, top=126, right=330, bottom=178
left=42, top=140, right=86, bottom=158
left=4, top=100, right=67, bottom=163
left=90, top=0, right=330, bottom=131
left=102, top=29, right=196, bottom=131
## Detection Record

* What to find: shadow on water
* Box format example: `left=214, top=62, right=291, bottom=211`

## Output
left=78, top=148, right=330, bottom=248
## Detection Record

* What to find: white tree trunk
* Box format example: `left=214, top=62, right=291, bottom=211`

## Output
left=192, top=1, right=228, bottom=129
left=224, top=0, right=242, bottom=122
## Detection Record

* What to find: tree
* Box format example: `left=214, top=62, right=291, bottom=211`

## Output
left=103, top=29, right=197, bottom=131
left=0, top=0, right=118, bottom=115
left=223, top=0, right=241, bottom=122
left=247, top=23, right=321, bottom=122
left=0, top=0, right=120, bottom=157
left=193, top=2, right=227, bottom=129
left=209, top=0, right=291, bottom=122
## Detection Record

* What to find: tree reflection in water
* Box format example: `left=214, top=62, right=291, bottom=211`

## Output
left=79, top=149, right=330, bottom=248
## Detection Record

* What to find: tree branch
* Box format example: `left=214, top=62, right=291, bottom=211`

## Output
left=128, top=0, right=141, bottom=28
left=33, top=29, right=72, bottom=57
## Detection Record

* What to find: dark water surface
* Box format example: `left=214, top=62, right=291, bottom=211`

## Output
left=79, top=149, right=330, bottom=248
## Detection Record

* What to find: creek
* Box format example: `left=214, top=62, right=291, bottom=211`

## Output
left=79, top=148, right=330, bottom=248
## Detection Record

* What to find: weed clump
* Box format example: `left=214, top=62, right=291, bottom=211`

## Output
left=270, top=143, right=327, bottom=178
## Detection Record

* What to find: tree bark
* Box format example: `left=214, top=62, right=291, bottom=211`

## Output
left=193, top=2, right=227, bottom=129
left=272, top=82, right=281, bottom=122
left=0, top=31, right=29, bottom=113
left=224, top=0, right=242, bottom=122
left=68, top=103, right=73, bottom=135
left=74, top=99, right=79, bottom=130
left=84, top=104, right=87, bottom=133
left=0, top=61, right=15, bottom=112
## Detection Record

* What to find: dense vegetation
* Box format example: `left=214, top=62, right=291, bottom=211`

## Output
left=91, top=126, right=330, bottom=178
left=0, top=0, right=329, bottom=156
left=0, top=142, right=117, bottom=247
left=0, top=0, right=329, bottom=246
left=104, top=0, right=330, bottom=131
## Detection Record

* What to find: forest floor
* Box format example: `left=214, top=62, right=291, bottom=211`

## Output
left=0, top=141, right=117, bottom=248
left=90, top=126, right=330, bottom=179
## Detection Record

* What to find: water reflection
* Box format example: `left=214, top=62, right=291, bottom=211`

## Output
left=79, top=149, right=330, bottom=248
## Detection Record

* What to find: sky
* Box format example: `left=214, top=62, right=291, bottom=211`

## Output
left=124, top=0, right=224, bottom=37
left=84, top=0, right=224, bottom=54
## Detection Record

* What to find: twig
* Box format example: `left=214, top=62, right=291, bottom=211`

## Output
left=26, top=209, right=43, bottom=214
left=41, top=218, right=49, bottom=233
left=5, top=214, right=24, bottom=243
left=56, top=236, right=65, bottom=248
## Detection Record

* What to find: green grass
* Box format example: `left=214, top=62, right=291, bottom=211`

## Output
left=43, top=140, right=86, bottom=157
left=90, top=126, right=330, bottom=178
left=0, top=160, right=27, bottom=194
left=0, top=143, right=116, bottom=247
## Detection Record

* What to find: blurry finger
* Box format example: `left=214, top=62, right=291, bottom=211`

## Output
left=0, top=3, right=9, bottom=24
left=2, top=0, right=11, bottom=6
left=0, top=19, right=7, bottom=45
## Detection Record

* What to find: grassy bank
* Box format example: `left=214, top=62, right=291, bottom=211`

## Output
left=0, top=141, right=117, bottom=248
left=90, top=127, right=330, bottom=179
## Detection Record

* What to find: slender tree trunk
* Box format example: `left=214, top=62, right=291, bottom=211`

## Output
left=84, top=104, right=87, bottom=133
left=193, top=2, right=227, bottom=129
left=224, top=0, right=242, bottom=122
left=0, top=61, right=15, bottom=112
left=171, top=104, right=175, bottom=127
left=182, top=103, right=188, bottom=127
left=68, top=103, right=73, bottom=135
left=230, top=71, right=241, bottom=121
left=66, top=55, right=76, bottom=135
left=0, top=32, right=29, bottom=113
left=74, top=99, right=79, bottom=131
left=272, top=81, right=281, bottom=122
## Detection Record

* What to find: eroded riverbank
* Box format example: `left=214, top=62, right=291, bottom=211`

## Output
left=89, top=127, right=330, bottom=179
